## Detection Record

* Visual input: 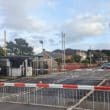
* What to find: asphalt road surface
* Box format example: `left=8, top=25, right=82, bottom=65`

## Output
left=1, top=69, right=110, bottom=110
left=0, top=103, right=65, bottom=110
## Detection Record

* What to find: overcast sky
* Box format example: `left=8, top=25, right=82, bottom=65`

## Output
left=0, top=0, right=110, bottom=53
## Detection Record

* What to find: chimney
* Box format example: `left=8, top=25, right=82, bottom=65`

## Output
left=43, top=49, right=45, bottom=52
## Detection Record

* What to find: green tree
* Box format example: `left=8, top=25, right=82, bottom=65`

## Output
left=72, top=54, right=81, bottom=63
left=55, top=58, right=62, bottom=65
left=7, top=38, right=34, bottom=56
left=0, top=47, right=5, bottom=56
left=102, top=50, right=110, bottom=56
left=7, top=42, right=17, bottom=54
left=81, top=59, right=89, bottom=64
left=66, top=59, right=73, bottom=63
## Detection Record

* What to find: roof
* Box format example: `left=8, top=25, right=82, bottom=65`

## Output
left=0, top=56, right=33, bottom=59
left=0, top=56, right=32, bottom=68
left=36, top=51, right=62, bottom=59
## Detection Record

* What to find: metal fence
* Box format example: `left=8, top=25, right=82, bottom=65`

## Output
left=0, top=82, right=110, bottom=110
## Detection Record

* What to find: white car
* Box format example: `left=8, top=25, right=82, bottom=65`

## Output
left=101, top=63, right=110, bottom=69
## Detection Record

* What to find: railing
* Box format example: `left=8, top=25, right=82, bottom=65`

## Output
left=0, top=82, right=110, bottom=110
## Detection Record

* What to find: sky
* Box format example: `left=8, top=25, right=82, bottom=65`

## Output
left=0, top=0, right=110, bottom=53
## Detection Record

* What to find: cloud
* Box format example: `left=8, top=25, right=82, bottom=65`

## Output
left=93, top=42, right=110, bottom=50
left=7, top=32, right=54, bottom=53
left=0, top=0, right=56, bottom=32
left=61, top=15, right=108, bottom=43
left=0, top=0, right=109, bottom=52
left=48, top=38, right=59, bottom=46
left=34, top=47, right=42, bottom=54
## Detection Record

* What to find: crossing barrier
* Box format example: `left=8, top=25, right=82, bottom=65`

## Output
left=0, top=82, right=110, bottom=110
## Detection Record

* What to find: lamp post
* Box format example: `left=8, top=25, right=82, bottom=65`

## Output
left=39, top=40, right=44, bottom=74
left=89, top=46, right=92, bottom=67
left=39, top=40, right=43, bottom=51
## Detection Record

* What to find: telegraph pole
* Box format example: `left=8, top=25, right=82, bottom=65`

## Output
left=62, top=32, right=64, bottom=70
left=61, top=32, right=66, bottom=71
left=89, top=46, right=92, bottom=67
left=64, top=33, right=66, bottom=71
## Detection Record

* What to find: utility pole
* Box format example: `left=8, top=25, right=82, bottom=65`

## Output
left=4, top=30, right=7, bottom=56
left=89, top=46, right=92, bottom=67
left=100, top=50, right=103, bottom=64
left=64, top=33, right=66, bottom=71
left=62, top=32, right=63, bottom=71
left=61, top=32, right=66, bottom=71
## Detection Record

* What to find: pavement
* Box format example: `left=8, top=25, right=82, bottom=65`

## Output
left=0, top=103, right=65, bottom=110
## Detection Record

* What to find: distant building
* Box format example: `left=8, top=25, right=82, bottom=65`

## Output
left=64, top=50, right=87, bottom=62
left=76, top=50, right=87, bottom=61
left=33, top=49, right=59, bottom=75
left=0, top=56, right=32, bottom=77
left=65, top=55, right=73, bottom=61
left=52, top=49, right=87, bottom=62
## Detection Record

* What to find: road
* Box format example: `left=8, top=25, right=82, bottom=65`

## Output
left=0, top=103, right=65, bottom=110
left=0, top=69, right=110, bottom=110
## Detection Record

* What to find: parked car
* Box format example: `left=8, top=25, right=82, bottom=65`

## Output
left=101, top=63, right=110, bottom=69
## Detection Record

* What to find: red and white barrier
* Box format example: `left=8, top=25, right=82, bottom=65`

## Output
left=0, top=82, right=110, bottom=91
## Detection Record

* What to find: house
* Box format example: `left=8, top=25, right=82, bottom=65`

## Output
left=65, top=55, right=72, bottom=60
left=0, top=56, right=32, bottom=77
left=33, top=49, right=59, bottom=75
left=76, top=50, right=87, bottom=61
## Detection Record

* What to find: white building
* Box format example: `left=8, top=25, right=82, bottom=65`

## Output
left=0, top=56, right=32, bottom=77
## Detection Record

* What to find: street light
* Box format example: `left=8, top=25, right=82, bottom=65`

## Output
left=89, top=46, right=93, bottom=67
left=39, top=40, right=43, bottom=51
left=39, top=40, right=44, bottom=74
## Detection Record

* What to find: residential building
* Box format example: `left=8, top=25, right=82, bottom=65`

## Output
left=33, top=49, right=59, bottom=75
left=76, top=50, right=87, bottom=61
left=0, top=56, right=32, bottom=77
